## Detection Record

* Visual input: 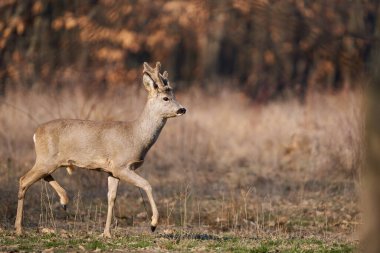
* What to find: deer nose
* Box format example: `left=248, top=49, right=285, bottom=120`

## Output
left=177, top=108, right=186, bottom=115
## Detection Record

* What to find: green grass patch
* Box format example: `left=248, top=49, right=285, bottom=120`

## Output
left=0, top=230, right=356, bottom=252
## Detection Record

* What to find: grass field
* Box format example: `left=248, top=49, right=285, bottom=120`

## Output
left=0, top=228, right=356, bottom=252
left=0, top=86, right=361, bottom=252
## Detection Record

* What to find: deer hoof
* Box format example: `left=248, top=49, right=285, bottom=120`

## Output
left=101, top=232, right=112, bottom=238
left=151, top=225, right=156, bottom=232
left=61, top=204, right=67, bottom=211
left=15, top=228, right=23, bottom=236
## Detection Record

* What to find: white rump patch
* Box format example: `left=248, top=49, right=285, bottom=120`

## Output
left=33, top=134, right=36, bottom=143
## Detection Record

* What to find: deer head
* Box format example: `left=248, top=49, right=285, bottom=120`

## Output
left=142, top=62, right=186, bottom=118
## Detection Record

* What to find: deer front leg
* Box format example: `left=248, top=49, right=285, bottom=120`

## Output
left=102, top=176, right=119, bottom=238
left=117, top=169, right=159, bottom=232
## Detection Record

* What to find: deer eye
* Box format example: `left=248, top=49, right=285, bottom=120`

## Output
left=163, top=97, right=169, bottom=101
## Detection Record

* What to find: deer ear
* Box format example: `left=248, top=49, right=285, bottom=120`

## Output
left=143, top=74, right=158, bottom=92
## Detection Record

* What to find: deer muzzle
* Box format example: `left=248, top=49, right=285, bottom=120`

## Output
left=176, top=108, right=186, bottom=115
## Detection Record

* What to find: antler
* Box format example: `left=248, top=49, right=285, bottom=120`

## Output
left=143, top=62, right=161, bottom=76
left=155, top=62, right=161, bottom=76
left=143, top=62, right=171, bottom=90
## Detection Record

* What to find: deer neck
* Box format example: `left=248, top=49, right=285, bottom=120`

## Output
left=134, top=100, right=167, bottom=149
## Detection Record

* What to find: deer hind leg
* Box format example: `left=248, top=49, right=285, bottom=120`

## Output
left=15, top=163, right=55, bottom=235
left=117, top=169, right=159, bottom=232
left=102, top=176, right=119, bottom=238
left=43, top=175, right=69, bottom=210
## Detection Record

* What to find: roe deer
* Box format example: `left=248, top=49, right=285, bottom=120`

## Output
left=15, top=62, right=186, bottom=237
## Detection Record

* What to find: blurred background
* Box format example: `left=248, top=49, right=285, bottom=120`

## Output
left=0, top=0, right=375, bottom=245
left=0, top=0, right=376, bottom=99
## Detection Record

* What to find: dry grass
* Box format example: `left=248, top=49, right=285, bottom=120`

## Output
left=0, top=85, right=361, bottom=247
